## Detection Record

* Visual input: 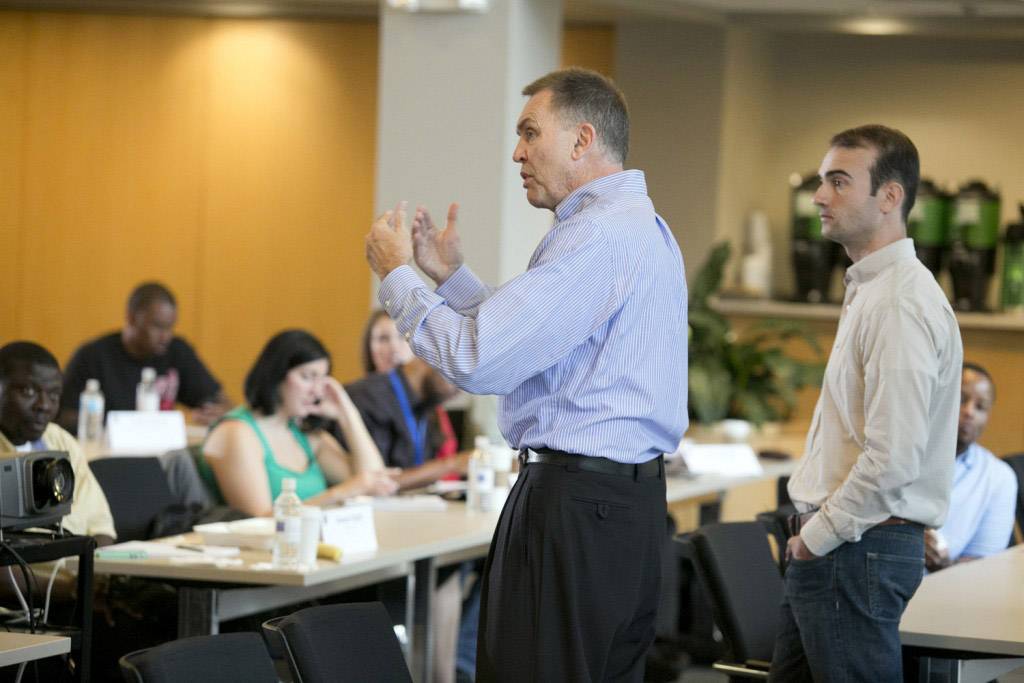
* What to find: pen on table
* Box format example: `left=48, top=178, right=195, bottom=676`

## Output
left=176, top=544, right=207, bottom=553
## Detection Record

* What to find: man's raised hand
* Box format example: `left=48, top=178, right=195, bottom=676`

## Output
left=412, top=202, right=463, bottom=286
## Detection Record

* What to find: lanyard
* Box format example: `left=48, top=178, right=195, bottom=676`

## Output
left=388, top=370, right=427, bottom=466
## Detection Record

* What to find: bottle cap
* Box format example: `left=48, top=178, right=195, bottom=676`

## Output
left=85, top=379, right=100, bottom=392
left=282, top=478, right=297, bottom=492
left=474, top=435, right=490, bottom=450
left=141, top=367, right=157, bottom=382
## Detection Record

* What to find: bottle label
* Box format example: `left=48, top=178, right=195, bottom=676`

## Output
left=276, top=517, right=302, bottom=541
left=474, top=468, right=495, bottom=491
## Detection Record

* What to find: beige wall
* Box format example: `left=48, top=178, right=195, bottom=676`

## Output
left=714, top=30, right=1024, bottom=305
left=709, top=28, right=1024, bottom=456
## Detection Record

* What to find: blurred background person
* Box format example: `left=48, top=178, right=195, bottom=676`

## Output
left=926, top=362, right=1017, bottom=571
left=60, top=281, right=231, bottom=431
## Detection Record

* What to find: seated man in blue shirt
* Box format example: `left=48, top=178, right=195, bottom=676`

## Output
left=925, top=363, right=1018, bottom=572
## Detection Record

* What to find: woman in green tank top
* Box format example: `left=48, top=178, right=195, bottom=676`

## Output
left=198, top=330, right=399, bottom=517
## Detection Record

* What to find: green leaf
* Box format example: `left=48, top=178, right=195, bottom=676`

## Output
left=688, top=360, right=732, bottom=423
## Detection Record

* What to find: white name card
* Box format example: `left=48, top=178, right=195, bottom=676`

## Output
left=321, top=503, right=378, bottom=556
left=106, top=410, right=187, bottom=454
left=680, top=443, right=764, bottom=477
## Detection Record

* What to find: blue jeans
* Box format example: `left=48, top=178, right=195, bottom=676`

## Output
left=769, top=524, right=925, bottom=682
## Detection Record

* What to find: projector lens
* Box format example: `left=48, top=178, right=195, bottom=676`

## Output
left=32, top=458, right=75, bottom=510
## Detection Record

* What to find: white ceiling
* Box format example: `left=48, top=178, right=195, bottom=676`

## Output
left=4, top=0, right=1024, bottom=25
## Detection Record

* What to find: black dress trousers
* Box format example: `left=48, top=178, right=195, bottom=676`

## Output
left=475, top=455, right=667, bottom=682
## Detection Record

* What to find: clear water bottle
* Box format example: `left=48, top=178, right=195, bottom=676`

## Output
left=272, top=478, right=303, bottom=569
left=135, top=367, right=159, bottom=411
left=78, top=379, right=105, bottom=445
left=467, top=436, right=495, bottom=512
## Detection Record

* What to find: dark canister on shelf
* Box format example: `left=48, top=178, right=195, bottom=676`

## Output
left=790, top=173, right=837, bottom=303
left=949, top=180, right=1000, bottom=311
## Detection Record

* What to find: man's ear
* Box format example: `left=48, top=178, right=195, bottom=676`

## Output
left=879, top=180, right=905, bottom=217
left=571, top=123, right=597, bottom=160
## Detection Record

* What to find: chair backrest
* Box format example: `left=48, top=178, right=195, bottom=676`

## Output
left=263, top=602, right=412, bottom=683
left=119, top=632, right=277, bottom=683
left=90, top=457, right=178, bottom=541
left=776, top=475, right=792, bottom=509
left=680, top=521, right=784, bottom=665
left=1004, top=453, right=1024, bottom=544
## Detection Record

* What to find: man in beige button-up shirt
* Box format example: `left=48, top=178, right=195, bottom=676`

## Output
left=770, top=126, right=962, bottom=682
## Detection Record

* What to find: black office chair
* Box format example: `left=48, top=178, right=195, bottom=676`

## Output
left=119, top=632, right=277, bottom=683
left=676, top=522, right=784, bottom=680
left=90, top=457, right=179, bottom=541
left=1004, top=452, right=1024, bottom=545
left=262, top=602, right=412, bottom=683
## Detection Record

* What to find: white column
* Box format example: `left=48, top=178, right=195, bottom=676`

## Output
left=375, top=0, right=562, bottom=286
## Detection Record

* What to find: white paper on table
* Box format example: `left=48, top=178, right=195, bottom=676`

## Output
left=96, top=540, right=204, bottom=560
left=194, top=517, right=275, bottom=550
left=106, top=410, right=187, bottom=454
left=679, top=443, right=764, bottom=477
left=351, top=495, right=448, bottom=512
left=321, top=503, right=378, bottom=555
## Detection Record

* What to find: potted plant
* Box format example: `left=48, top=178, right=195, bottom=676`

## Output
left=688, top=242, right=824, bottom=427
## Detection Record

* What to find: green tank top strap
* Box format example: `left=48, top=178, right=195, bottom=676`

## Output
left=201, top=406, right=328, bottom=503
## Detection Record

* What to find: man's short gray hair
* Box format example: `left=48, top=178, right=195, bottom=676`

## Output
left=523, top=67, right=629, bottom=165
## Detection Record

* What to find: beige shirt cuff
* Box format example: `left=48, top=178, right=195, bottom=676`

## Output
left=799, top=513, right=843, bottom=557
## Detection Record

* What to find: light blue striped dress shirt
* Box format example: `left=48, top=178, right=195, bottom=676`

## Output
left=379, top=170, right=688, bottom=464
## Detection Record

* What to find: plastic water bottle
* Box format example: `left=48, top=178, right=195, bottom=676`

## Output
left=467, top=436, right=495, bottom=512
left=77, top=379, right=105, bottom=446
left=135, top=367, right=159, bottom=411
left=272, top=478, right=303, bottom=569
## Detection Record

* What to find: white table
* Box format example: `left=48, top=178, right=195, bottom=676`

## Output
left=901, top=545, right=1024, bottom=682
left=0, top=632, right=71, bottom=668
left=91, top=505, right=499, bottom=683
left=89, top=438, right=800, bottom=682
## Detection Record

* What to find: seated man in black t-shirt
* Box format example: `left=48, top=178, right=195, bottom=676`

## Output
left=59, top=281, right=231, bottom=432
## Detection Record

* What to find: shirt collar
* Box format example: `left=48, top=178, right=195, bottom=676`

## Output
left=956, top=442, right=980, bottom=469
left=843, top=238, right=916, bottom=287
left=554, top=170, right=646, bottom=223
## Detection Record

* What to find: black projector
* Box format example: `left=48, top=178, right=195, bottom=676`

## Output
left=0, top=451, right=74, bottom=531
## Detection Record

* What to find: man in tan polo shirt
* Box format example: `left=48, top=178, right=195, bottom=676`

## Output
left=770, top=125, right=962, bottom=682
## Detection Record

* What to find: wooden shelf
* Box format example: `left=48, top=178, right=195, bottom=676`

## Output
left=711, top=296, right=1024, bottom=332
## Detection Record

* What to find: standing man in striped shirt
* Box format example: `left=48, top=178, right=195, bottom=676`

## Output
left=365, top=68, right=688, bottom=682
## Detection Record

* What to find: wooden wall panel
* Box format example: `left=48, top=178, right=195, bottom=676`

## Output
left=0, top=13, right=29, bottom=340
left=198, top=19, right=377, bottom=395
left=16, top=13, right=208, bottom=364
left=0, top=11, right=376, bottom=402
left=561, top=24, right=616, bottom=77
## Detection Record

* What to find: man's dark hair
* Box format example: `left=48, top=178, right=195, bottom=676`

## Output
left=0, top=341, right=60, bottom=383
left=963, top=361, right=996, bottom=401
left=523, top=67, right=630, bottom=165
left=830, top=124, right=919, bottom=224
left=245, top=329, right=331, bottom=417
left=361, top=309, right=392, bottom=375
left=127, top=281, right=177, bottom=315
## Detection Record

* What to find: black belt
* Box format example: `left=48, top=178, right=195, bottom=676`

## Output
left=519, top=448, right=663, bottom=479
left=787, top=510, right=923, bottom=537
